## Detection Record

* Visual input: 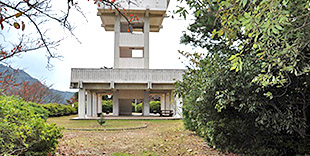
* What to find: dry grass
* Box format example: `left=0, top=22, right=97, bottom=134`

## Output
left=48, top=115, right=225, bottom=156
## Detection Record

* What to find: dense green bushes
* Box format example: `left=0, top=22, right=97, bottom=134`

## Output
left=102, top=100, right=113, bottom=113
left=0, top=95, right=63, bottom=155
left=42, top=102, right=78, bottom=117
left=135, top=101, right=161, bottom=113
left=175, top=2, right=310, bottom=154
left=102, top=100, right=161, bottom=113
left=177, top=53, right=310, bottom=155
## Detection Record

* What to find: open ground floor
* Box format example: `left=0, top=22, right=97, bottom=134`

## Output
left=77, top=88, right=182, bottom=119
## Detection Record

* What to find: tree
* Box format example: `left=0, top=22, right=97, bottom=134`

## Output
left=14, top=80, right=63, bottom=103
left=0, top=0, right=139, bottom=66
left=175, top=0, right=310, bottom=155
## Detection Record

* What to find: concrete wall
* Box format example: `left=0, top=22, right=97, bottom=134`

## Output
left=71, top=68, right=185, bottom=83
left=120, top=33, right=144, bottom=47
left=119, top=90, right=144, bottom=99
left=119, top=99, right=132, bottom=115
left=118, top=58, right=145, bottom=68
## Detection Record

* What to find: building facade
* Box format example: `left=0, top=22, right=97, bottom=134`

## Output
left=70, top=0, right=184, bottom=118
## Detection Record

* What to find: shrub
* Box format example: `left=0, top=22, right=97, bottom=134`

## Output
left=28, top=102, right=49, bottom=121
left=97, top=114, right=106, bottom=126
left=102, top=100, right=113, bottom=113
left=136, top=103, right=142, bottom=113
left=42, top=103, right=77, bottom=117
left=176, top=54, right=310, bottom=155
left=134, top=101, right=161, bottom=113
left=150, top=101, right=160, bottom=113
left=0, top=95, right=63, bottom=155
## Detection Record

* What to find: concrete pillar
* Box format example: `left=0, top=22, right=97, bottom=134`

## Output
left=98, top=94, right=102, bottom=114
left=160, top=93, right=166, bottom=110
left=113, top=91, right=119, bottom=116
left=92, top=92, right=97, bottom=116
left=134, top=99, right=137, bottom=112
left=114, top=13, right=120, bottom=68
left=86, top=91, right=92, bottom=117
left=143, top=10, right=150, bottom=69
left=143, top=91, right=150, bottom=116
left=166, top=91, right=171, bottom=110
left=175, top=95, right=183, bottom=118
left=78, top=89, right=86, bottom=118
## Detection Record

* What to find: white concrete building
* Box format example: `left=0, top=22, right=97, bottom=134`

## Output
left=70, top=0, right=184, bottom=118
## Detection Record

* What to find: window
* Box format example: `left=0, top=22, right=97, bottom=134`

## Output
left=132, top=49, right=143, bottom=57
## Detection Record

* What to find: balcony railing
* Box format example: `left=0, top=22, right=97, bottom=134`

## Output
left=71, top=68, right=184, bottom=83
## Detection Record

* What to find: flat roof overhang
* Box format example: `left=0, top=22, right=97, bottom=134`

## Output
left=70, top=68, right=185, bottom=90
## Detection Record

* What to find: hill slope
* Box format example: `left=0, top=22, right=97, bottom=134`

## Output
left=0, top=64, right=74, bottom=104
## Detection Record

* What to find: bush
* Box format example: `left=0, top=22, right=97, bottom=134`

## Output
left=150, top=101, right=160, bottom=113
left=102, top=100, right=113, bottom=113
left=28, top=102, right=49, bottom=121
left=42, top=103, right=77, bottom=117
left=134, top=101, right=161, bottom=113
left=176, top=54, right=310, bottom=155
left=0, top=95, right=63, bottom=155
left=136, top=103, right=142, bottom=113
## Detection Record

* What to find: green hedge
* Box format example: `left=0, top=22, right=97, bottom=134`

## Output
left=102, top=100, right=113, bottom=113
left=101, top=100, right=161, bottom=113
left=42, top=102, right=78, bottom=117
left=135, top=101, right=161, bottom=113
left=0, top=95, right=63, bottom=155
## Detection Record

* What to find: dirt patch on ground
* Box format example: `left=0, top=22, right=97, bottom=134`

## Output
left=55, top=120, right=226, bottom=156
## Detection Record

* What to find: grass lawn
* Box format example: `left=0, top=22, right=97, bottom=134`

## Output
left=48, top=115, right=225, bottom=156
left=47, top=115, right=147, bottom=129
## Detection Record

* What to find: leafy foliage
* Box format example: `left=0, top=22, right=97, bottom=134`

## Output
left=42, top=102, right=78, bottom=117
left=0, top=95, right=63, bottom=155
left=135, top=101, right=161, bottom=113
left=175, top=0, right=310, bottom=155
left=102, top=100, right=113, bottom=113
left=97, top=114, right=106, bottom=126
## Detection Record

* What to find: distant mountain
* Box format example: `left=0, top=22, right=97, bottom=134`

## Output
left=0, top=64, right=74, bottom=104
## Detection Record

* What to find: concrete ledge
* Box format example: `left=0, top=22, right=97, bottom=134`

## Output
left=65, top=125, right=148, bottom=131
left=70, top=116, right=182, bottom=120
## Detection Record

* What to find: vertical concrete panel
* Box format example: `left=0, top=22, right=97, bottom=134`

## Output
left=166, top=92, right=171, bottom=110
left=113, top=91, right=119, bottom=116
left=143, top=91, right=150, bottom=116
left=98, top=94, right=102, bottom=114
left=92, top=93, right=97, bottom=116
left=160, top=93, right=165, bottom=110
left=78, top=89, right=85, bottom=118
left=86, top=91, right=92, bottom=117
left=114, top=14, right=120, bottom=68
left=119, top=99, right=133, bottom=115
left=175, top=95, right=183, bottom=118
left=143, top=13, right=150, bottom=69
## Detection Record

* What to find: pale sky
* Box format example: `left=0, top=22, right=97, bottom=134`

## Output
left=7, top=0, right=197, bottom=92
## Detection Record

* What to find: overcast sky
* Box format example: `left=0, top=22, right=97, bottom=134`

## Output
left=7, top=0, right=197, bottom=92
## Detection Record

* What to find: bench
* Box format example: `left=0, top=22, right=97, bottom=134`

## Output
left=159, top=110, right=173, bottom=117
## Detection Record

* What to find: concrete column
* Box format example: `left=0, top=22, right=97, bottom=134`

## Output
left=114, top=14, right=120, bottom=68
left=92, top=93, right=97, bottom=116
left=113, top=91, right=119, bottom=116
left=143, top=91, right=150, bottom=116
left=86, top=91, right=92, bottom=117
left=166, top=92, right=171, bottom=110
left=78, top=88, right=86, bottom=118
left=134, top=99, right=137, bottom=112
left=175, top=95, right=183, bottom=118
left=160, top=93, right=166, bottom=110
left=143, top=10, right=150, bottom=69
left=98, top=94, right=102, bottom=114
